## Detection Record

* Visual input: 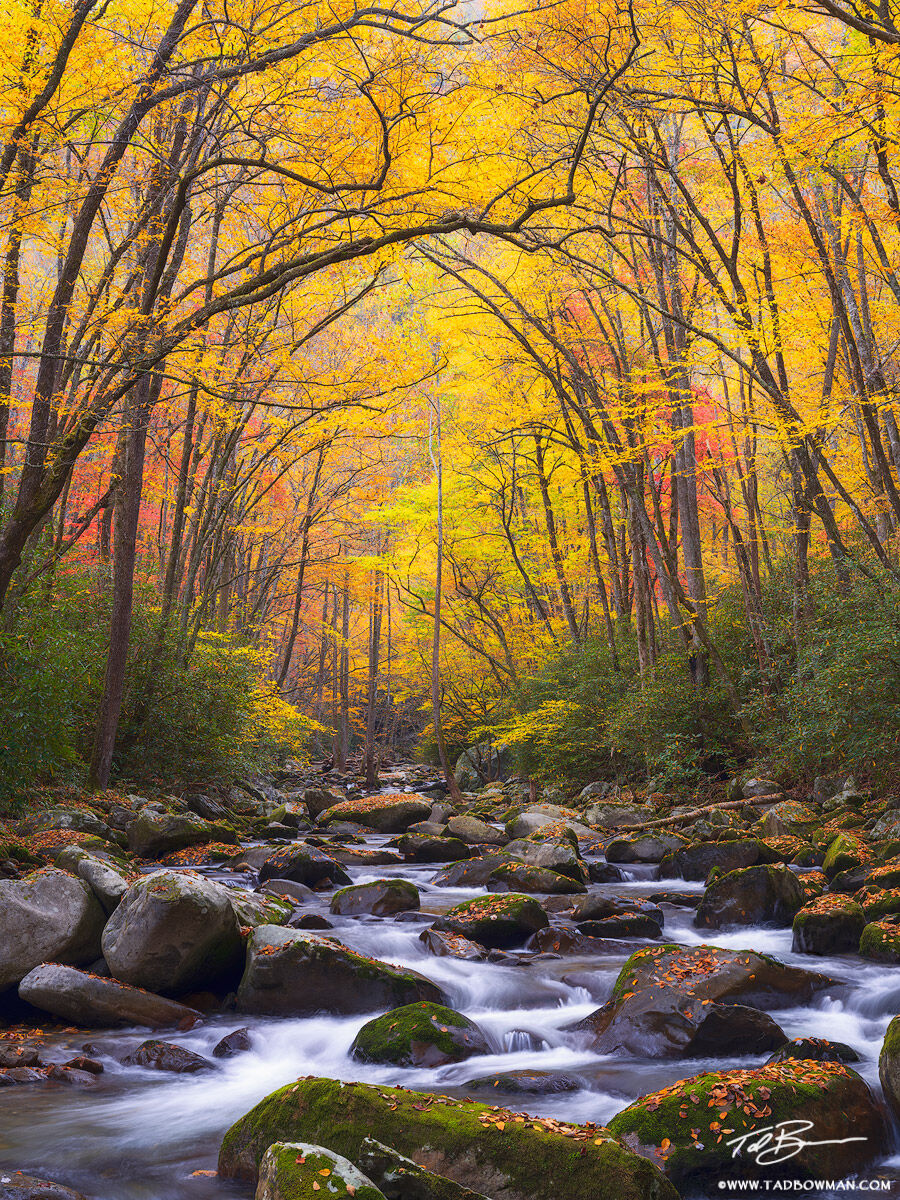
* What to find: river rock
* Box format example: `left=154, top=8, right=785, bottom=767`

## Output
left=432, top=853, right=509, bottom=887
left=0, top=869, right=105, bottom=990
left=358, top=1137, right=490, bottom=1200
left=860, top=916, right=900, bottom=962
left=126, top=808, right=226, bottom=857
left=21, top=807, right=118, bottom=845
left=463, top=1070, right=582, bottom=1095
left=256, top=1142, right=385, bottom=1200
left=574, top=944, right=830, bottom=1058
left=0, top=1175, right=87, bottom=1200
left=607, top=1059, right=884, bottom=1189
left=879, top=1015, right=900, bottom=1118
left=606, top=834, right=686, bottom=864
left=330, top=879, right=420, bottom=917
left=791, top=894, right=866, bottom=954
left=350, top=1001, right=491, bottom=1067
left=658, top=839, right=762, bottom=881
left=122, top=1039, right=211, bottom=1073
left=572, top=894, right=664, bottom=925
left=101, top=870, right=243, bottom=995
left=319, top=794, right=432, bottom=833
left=214, top=1028, right=252, bottom=1058
left=218, top=1076, right=678, bottom=1200
left=419, top=928, right=489, bottom=960
left=585, top=802, right=654, bottom=829
left=18, top=964, right=202, bottom=1028
left=257, top=844, right=351, bottom=888
left=431, top=893, right=549, bottom=948
left=487, top=862, right=585, bottom=894
left=236, top=925, right=446, bottom=1015
left=229, top=891, right=293, bottom=928
left=823, top=833, right=867, bottom=880
left=56, top=846, right=129, bottom=914
left=446, top=815, right=507, bottom=845
left=578, top=913, right=662, bottom=938
left=396, top=834, right=471, bottom=863
left=767, top=1036, right=860, bottom=1065
left=694, top=864, right=805, bottom=928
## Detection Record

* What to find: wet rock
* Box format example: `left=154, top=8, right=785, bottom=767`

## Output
left=574, top=944, right=831, bottom=1058
left=658, top=839, right=762, bottom=881
left=122, top=1039, right=211, bottom=1073
left=419, top=928, right=489, bottom=961
left=577, top=913, right=662, bottom=938
left=260, top=879, right=315, bottom=904
left=0, top=1044, right=41, bottom=1068
left=526, top=927, right=644, bottom=955
left=856, top=885, right=900, bottom=920
left=587, top=861, right=627, bottom=883
left=396, top=834, right=471, bottom=863
left=687, top=1003, right=786, bottom=1054
left=791, top=895, right=866, bottom=955
left=287, top=913, right=332, bottom=930
left=256, top=1142, right=386, bottom=1200
left=350, top=1001, right=491, bottom=1067
left=257, top=844, right=351, bottom=888
left=695, top=864, right=805, bottom=929
left=126, top=808, right=230, bottom=857
left=608, top=1059, right=884, bottom=1189
left=606, top=834, right=686, bottom=864
left=218, top=1076, right=678, bottom=1200
left=18, top=964, right=202, bottom=1028
left=487, top=862, right=585, bottom=894
left=229, top=890, right=293, bottom=928
left=860, top=916, right=900, bottom=962
left=0, top=869, right=105, bottom=990
left=572, top=894, right=664, bottom=925
left=101, top=870, right=243, bottom=995
left=463, top=1070, right=582, bottom=1095
left=0, top=1069, right=46, bottom=1086
left=0, top=1174, right=87, bottom=1199
left=767, top=1037, right=860, bottom=1065
left=319, top=794, right=432, bottom=833
left=213, top=1028, right=252, bottom=1058
left=330, top=879, right=420, bottom=917
left=879, top=1015, right=900, bottom=1119
left=62, top=1056, right=102, bottom=1074
left=358, top=1137, right=490, bottom=1200
left=447, top=815, right=507, bottom=845
left=431, top=893, right=549, bottom=949
left=432, top=853, right=508, bottom=887
left=236, top=925, right=447, bottom=1016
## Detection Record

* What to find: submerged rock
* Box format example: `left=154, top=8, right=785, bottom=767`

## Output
left=213, top=1028, right=252, bottom=1058
left=218, top=1076, right=678, bottom=1200
left=767, top=1037, right=860, bottom=1065
left=350, top=1002, right=491, bottom=1067
left=0, top=1175, right=87, bottom=1199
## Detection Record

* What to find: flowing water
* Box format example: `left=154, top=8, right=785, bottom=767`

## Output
left=1, top=831, right=899, bottom=1199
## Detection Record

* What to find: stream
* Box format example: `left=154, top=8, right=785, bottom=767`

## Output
left=1, top=831, right=899, bottom=1199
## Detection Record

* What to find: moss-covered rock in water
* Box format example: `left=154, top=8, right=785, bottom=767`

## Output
left=657, top=839, right=762, bottom=881
left=330, top=879, right=420, bottom=917
left=236, top=925, right=447, bottom=1015
left=125, top=808, right=227, bottom=858
left=357, top=1137, right=490, bottom=1200
left=574, top=943, right=830, bottom=1058
left=256, top=1142, right=386, bottom=1200
left=607, top=1059, right=884, bottom=1190
left=431, top=893, right=549, bottom=948
left=486, top=861, right=585, bottom=895
left=766, top=1037, right=859, bottom=1066
left=230, top=891, right=293, bottom=929
left=258, top=845, right=351, bottom=888
left=318, top=794, right=431, bottom=833
left=791, top=894, right=866, bottom=955
left=878, top=1015, right=900, bottom=1119
left=855, top=885, right=900, bottom=920
left=859, top=916, right=900, bottom=963
left=606, top=833, right=686, bottom=864
left=694, top=864, right=805, bottom=929
left=350, top=1002, right=490, bottom=1067
left=396, top=835, right=472, bottom=864
left=218, top=1077, right=678, bottom=1200
left=822, top=833, right=868, bottom=880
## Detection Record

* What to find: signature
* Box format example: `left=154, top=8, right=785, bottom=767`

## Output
left=724, top=1120, right=868, bottom=1166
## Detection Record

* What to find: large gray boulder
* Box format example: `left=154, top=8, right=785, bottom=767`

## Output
left=18, top=963, right=202, bottom=1028
left=446, top=815, right=507, bottom=846
left=125, top=807, right=228, bottom=857
left=101, top=870, right=243, bottom=994
left=236, top=925, right=446, bottom=1015
left=0, top=869, right=105, bottom=990
left=56, top=845, right=128, bottom=914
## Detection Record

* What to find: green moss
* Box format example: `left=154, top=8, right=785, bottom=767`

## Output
left=218, top=1077, right=677, bottom=1200
left=435, top=892, right=549, bottom=947
left=350, top=1002, right=488, bottom=1066
left=823, top=834, right=866, bottom=880
left=487, top=862, right=585, bottom=895
left=258, top=1143, right=385, bottom=1199
left=860, top=918, right=900, bottom=962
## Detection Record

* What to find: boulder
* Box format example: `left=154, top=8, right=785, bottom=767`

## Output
left=446, top=815, right=507, bottom=846
left=101, top=870, right=243, bottom=995
left=694, top=864, right=805, bottom=929
left=431, top=893, right=549, bottom=949
left=350, top=1001, right=491, bottom=1067
left=319, top=794, right=432, bottom=833
left=122, top=1039, right=211, bottom=1073
left=860, top=916, right=900, bottom=962
left=462, top=1071, right=582, bottom=1095
left=606, top=834, right=686, bottom=864
left=0, top=869, right=105, bottom=990
left=487, top=862, right=585, bottom=894
left=505, top=808, right=579, bottom=839
left=20, top=807, right=118, bottom=844
left=822, top=833, right=867, bottom=880
left=257, top=844, right=351, bottom=888
left=214, top=1028, right=252, bottom=1058
left=857, top=885, right=900, bottom=920
left=432, top=853, right=510, bottom=887
left=608, top=1060, right=884, bottom=1189
left=358, top=1137, right=490, bottom=1200
left=578, top=913, right=662, bottom=939
left=0, top=1176, right=87, bottom=1200
left=218, top=1077, right=678, bottom=1200
left=396, top=835, right=471, bottom=863
left=230, top=891, right=293, bottom=929
left=419, top=929, right=489, bottom=961
left=236, top=925, right=447, bottom=1015
left=504, top=838, right=585, bottom=881
left=585, top=803, right=654, bottom=829
left=767, top=1037, right=860, bottom=1065
left=791, top=895, right=866, bottom=955
left=879, top=1015, right=900, bottom=1119
left=330, top=879, right=420, bottom=917
left=256, top=1142, right=386, bottom=1200
left=658, top=839, right=761, bottom=881
left=727, top=775, right=783, bottom=801
left=126, top=808, right=227, bottom=857
left=454, top=741, right=512, bottom=789
left=18, top=964, right=202, bottom=1028
left=574, top=943, right=830, bottom=1058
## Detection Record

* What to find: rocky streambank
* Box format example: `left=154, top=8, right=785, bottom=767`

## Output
left=0, top=764, right=898, bottom=1198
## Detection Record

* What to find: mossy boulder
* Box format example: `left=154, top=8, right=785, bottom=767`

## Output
left=860, top=916, right=900, bottom=963
left=486, top=861, right=585, bottom=894
left=446, top=815, right=507, bottom=846
left=855, top=885, right=900, bottom=920
left=822, top=833, right=868, bottom=880
left=258, top=845, right=351, bottom=889
left=231, top=892, right=294, bottom=928
left=574, top=943, right=829, bottom=1058
left=431, top=854, right=509, bottom=887
left=695, top=864, right=804, bottom=929
left=256, top=1142, right=386, bottom=1200
left=758, top=799, right=818, bottom=836
left=606, top=834, right=686, bottom=864
left=125, top=808, right=228, bottom=858
left=658, top=839, right=761, bottom=881
left=607, top=1060, right=884, bottom=1189
left=218, top=1077, right=678, bottom=1200
left=878, top=1015, right=900, bottom=1119
left=504, top=837, right=585, bottom=881
left=358, top=1137, right=491, bottom=1199
left=0, top=868, right=105, bottom=990
left=350, top=1002, right=491, bottom=1067
left=236, top=925, right=447, bottom=1015
left=319, top=794, right=431, bottom=833
left=791, top=894, right=866, bottom=955
left=330, top=879, right=420, bottom=917
left=431, top=893, right=549, bottom=948
left=396, top=835, right=471, bottom=864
